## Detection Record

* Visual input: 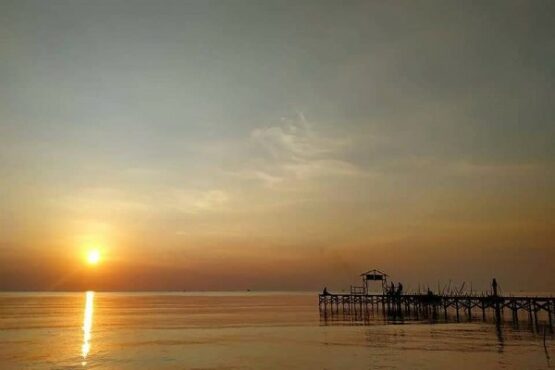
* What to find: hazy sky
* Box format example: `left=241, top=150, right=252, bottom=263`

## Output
left=1, top=0, right=554, bottom=291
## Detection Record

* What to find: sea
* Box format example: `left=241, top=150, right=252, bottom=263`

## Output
left=0, top=291, right=553, bottom=369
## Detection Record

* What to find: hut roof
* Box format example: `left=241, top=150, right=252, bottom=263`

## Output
left=360, top=269, right=388, bottom=278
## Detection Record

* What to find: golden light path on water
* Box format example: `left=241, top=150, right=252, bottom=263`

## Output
left=81, top=291, right=94, bottom=366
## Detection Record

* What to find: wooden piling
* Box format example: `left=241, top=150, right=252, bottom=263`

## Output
left=549, top=302, right=554, bottom=332
left=533, top=301, right=539, bottom=330
left=546, top=304, right=552, bottom=332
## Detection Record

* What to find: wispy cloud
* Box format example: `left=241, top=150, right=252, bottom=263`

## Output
left=55, top=187, right=230, bottom=216
left=251, top=113, right=346, bottom=160
left=172, top=189, right=229, bottom=213
left=245, top=113, right=365, bottom=185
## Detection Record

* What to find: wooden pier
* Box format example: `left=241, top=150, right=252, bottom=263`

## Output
left=318, top=270, right=555, bottom=330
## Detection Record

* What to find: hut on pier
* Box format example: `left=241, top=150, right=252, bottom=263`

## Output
left=350, top=269, right=389, bottom=295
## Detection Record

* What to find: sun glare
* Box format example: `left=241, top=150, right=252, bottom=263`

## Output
left=87, top=249, right=101, bottom=265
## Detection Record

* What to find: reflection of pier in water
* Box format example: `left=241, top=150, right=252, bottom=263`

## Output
left=319, top=269, right=554, bottom=333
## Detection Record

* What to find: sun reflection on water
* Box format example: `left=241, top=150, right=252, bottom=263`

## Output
left=81, top=291, right=94, bottom=366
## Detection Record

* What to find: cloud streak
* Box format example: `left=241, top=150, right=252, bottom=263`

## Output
left=245, top=113, right=366, bottom=186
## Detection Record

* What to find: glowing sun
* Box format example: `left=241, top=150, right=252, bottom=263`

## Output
left=87, top=249, right=101, bottom=265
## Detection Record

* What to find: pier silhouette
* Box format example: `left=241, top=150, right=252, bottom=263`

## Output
left=319, top=269, right=554, bottom=331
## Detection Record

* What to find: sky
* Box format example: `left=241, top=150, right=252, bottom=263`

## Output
left=0, top=0, right=554, bottom=292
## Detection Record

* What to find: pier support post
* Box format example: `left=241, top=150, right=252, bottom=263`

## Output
left=549, top=302, right=554, bottom=332
left=494, top=301, right=501, bottom=324
left=492, top=279, right=501, bottom=324
left=415, top=300, right=419, bottom=320
left=533, top=301, right=538, bottom=331
left=528, top=299, right=533, bottom=327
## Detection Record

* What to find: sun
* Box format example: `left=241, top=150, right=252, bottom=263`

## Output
left=86, top=249, right=101, bottom=265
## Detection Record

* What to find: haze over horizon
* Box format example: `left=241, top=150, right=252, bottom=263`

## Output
left=1, top=0, right=554, bottom=292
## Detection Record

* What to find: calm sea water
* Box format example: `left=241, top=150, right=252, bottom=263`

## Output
left=0, top=292, right=553, bottom=369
